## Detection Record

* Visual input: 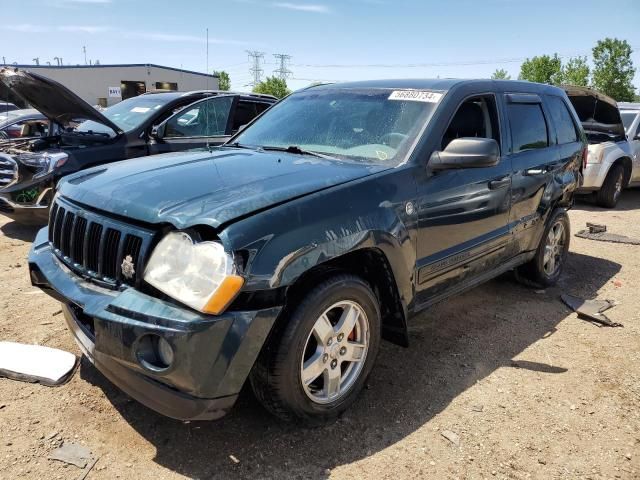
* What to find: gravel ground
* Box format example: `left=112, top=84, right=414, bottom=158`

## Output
left=1, top=192, right=639, bottom=480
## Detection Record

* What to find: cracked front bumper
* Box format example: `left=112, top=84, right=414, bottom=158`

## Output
left=29, top=227, right=281, bottom=420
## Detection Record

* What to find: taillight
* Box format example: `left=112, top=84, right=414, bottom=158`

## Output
left=582, top=146, right=588, bottom=170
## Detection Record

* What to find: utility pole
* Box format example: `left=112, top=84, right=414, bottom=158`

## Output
left=82, top=46, right=87, bottom=65
left=2, top=57, right=5, bottom=65
left=273, top=54, right=292, bottom=81
left=246, top=50, right=265, bottom=88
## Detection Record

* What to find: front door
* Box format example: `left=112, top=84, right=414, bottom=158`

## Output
left=414, top=93, right=512, bottom=307
left=148, top=95, right=237, bottom=154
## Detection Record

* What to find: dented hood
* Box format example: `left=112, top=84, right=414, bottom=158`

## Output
left=0, top=68, right=123, bottom=134
left=57, top=148, right=387, bottom=229
left=563, top=85, right=626, bottom=141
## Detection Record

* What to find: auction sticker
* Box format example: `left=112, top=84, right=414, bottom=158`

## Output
left=388, top=90, right=443, bottom=103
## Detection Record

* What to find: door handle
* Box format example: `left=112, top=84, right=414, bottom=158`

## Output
left=525, top=168, right=546, bottom=175
left=489, top=177, right=511, bottom=189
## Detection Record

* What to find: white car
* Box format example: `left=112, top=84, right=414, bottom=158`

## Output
left=565, top=87, right=639, bottom=208
left=619, top=102, right=640, bottom=169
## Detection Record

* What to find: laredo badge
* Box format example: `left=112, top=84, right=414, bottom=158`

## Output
left=121, top=255, right=135, bottom=279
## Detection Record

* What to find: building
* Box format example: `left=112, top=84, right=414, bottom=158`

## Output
left=2, top=64, right=219, bottom=107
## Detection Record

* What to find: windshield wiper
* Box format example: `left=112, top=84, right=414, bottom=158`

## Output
left=224, top=142, right=257, bottom=150
left=260, top=145, right=337, bottom=160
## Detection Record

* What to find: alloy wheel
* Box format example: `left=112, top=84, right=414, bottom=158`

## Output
left=300, top=300, right=369, bottom=404
left=543, top=221, right=566, bottom=276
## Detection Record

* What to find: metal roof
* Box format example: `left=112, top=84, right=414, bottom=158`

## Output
left=6, top=63, right=218, bottom=78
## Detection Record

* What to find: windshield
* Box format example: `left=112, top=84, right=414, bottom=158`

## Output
left=75, top=96, right=171, bottom=134
left=621, top=111, right=637, bottom=133
left=232, top=87, right=442, bottom=165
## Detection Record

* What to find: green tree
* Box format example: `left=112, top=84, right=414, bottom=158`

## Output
left=519, top=54, right=562, bottom=84
left=214, top=70, right=231, bottom=91
left=253, top=76, right=291, bottom=99
left=591, top=38, right=636, bottom=101
left=560, top=56, right=590, bottom=86
left=491, top=68, right=511, bottom=80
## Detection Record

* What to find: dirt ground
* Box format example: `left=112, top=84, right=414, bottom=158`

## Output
left=1, top=192, right=639, bottom=480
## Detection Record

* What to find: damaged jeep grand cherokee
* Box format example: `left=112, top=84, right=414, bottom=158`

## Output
left=29, top=80, right=584, bottom=424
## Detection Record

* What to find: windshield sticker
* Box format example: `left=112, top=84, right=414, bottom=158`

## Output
left=375, top=150, right=389, bottom=161
left=131, top=107, right=151, bottom=113
left=388, top=90, right=443, bottom=103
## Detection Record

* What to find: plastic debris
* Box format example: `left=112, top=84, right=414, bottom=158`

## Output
left=561, top=294, right=622, bottom=328
left=49, top=442, right=93, bottom=468
left=0, top=342, right=77, bottom=386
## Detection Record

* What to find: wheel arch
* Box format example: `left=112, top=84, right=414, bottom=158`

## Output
left=282, top=247, right=409, bottom=347
left=612, top=156, right=633, bottom=186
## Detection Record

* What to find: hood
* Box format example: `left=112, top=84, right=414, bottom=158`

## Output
left=58, top=148, right=387, bottom=229
left=0, top=68, right=123, bottom=134
left=563, top=85, right=626, bottom=142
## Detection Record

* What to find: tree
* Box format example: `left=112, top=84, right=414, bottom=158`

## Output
left=214, top=70, right=231, bottom=91
left=253, top=76, right=291, bottom=99
left=591, top=38, right=636, bottom=101
left=519, top=54, right=562, bottom=85
left=491, top=68, right=511, bottom=80
left=560, top=56, right=590, bottom=86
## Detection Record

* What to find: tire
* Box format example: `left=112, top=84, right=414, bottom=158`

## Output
left=596, top=164, right=625, bottom=208
left=515, top=208, right=570, bottom=288
left=250, top=274, right=381, bottom=426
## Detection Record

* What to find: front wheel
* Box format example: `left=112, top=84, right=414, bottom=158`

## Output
left=250, top=274, right=381, bottom=426
left=515, top=208, right=570, bottom=287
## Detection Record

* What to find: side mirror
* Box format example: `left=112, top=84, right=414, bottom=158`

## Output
left=150, top=124, right=165, bottom=140
left=429, top=138, right=500, bottom=170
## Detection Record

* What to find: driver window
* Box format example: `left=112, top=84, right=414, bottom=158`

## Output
left=442, top=96, right=500, bottom=150
left=165, top=96, right=234, bottom=138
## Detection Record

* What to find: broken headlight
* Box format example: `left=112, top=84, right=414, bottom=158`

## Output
left=144, top=231, right=244, bottom=315
left=17, top=152, right=68, bottom=179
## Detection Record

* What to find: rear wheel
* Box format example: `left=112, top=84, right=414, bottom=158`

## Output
left=596, top=164, right=624, bottom=208
left=250, top=274, right=381, bottom=426
left=515, top=209, right=570, bottom=287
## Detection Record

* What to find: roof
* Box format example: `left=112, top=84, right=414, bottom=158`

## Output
left=9, top=63, right=218, bottom=78
left=140, top=90, right=276, bottom=101
left=311, top=78, right=567, bottom=94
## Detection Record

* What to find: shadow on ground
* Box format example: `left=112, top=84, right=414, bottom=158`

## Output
left=573, top=187, right=640, bottom=212
left=80, top=251, right=620, bottom=479
left=0, top=220, right=42, bottom=242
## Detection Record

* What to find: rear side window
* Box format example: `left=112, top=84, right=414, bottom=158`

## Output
left=508, top=103, right=548, bottom=153
left=547, top=96, right=578, bottom=144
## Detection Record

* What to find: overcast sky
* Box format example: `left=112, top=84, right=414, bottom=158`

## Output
left=3, top=0, right=640, bottom=92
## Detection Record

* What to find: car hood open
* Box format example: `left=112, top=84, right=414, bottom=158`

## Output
left=0, top=68, right=123, bottom=134
left=563, top=85, right=626, bottom=141
left=57, top=147, right=387, bottom=229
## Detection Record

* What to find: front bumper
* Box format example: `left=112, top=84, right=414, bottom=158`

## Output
left=29, top=227, right=281, bottom=420
left=0, top=188, right=52, bottom=225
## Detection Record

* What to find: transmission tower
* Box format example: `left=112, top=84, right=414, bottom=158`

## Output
left=273, top=54, right=292, bottom=80
left=246, top=50, right=265, bottom=88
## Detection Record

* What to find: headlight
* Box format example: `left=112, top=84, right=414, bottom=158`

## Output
left=18, top=152, right=68, bottom=178
left=144, top=231, right=244, bottom=315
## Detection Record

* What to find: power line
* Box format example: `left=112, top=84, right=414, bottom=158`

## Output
left=273, top=53, right=292, bottom=80
left=246, top=50, right=265, bottom=88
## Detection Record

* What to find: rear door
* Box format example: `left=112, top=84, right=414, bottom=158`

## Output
left=148, top=95, right=237, bottom=154
left=505, top=93, right=567, bottom=253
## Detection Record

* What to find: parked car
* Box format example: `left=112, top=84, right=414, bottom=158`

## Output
left=0, top=68, right=276, bottom=224
left=0, top=108, right=48, bottom=139
left=0, top=102, right=19, bottom=113
left=29, top=79, right=584, bottom=424
left=618, top=102, right=640, bottom=172
left=564, top=86, right=638, bottom=207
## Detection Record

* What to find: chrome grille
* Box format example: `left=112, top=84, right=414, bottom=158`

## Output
left=48, top=197, right=154, bottom=288
left=0, top=154, right=17, bottom=189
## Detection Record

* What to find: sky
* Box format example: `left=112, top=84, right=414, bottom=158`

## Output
left=2, top=0, right=640, bottom=92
